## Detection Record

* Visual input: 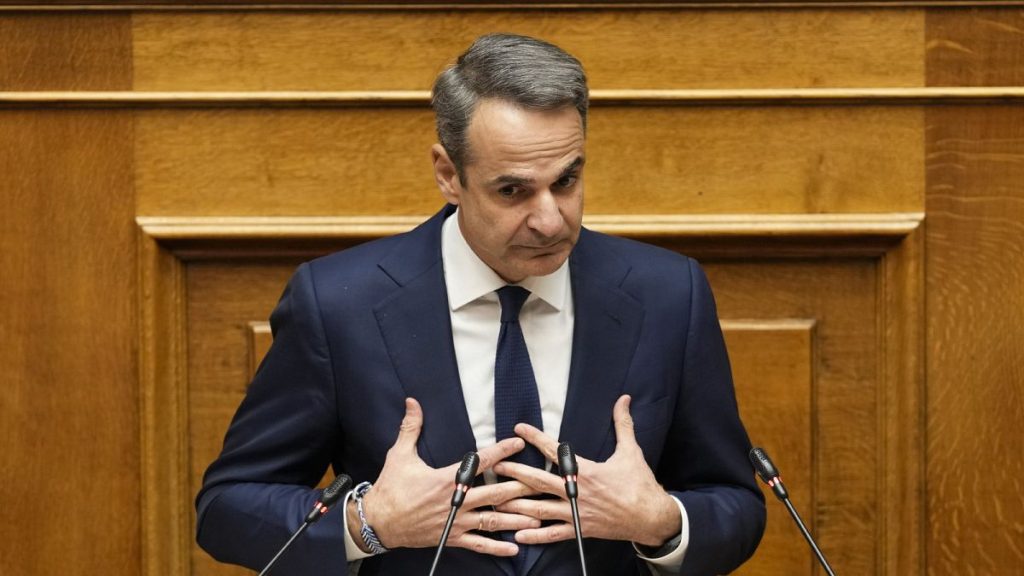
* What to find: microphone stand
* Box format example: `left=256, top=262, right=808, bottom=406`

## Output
left=749, top=447, right=836, bottom=576
left=258, top=474, right=353, bottom=576
left=428, top=452, right=480, bottom=576
left=558, top=442, right=588, bottom=576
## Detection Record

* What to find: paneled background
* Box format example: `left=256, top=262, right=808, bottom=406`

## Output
left=1, top=3, right=1021, bottom=576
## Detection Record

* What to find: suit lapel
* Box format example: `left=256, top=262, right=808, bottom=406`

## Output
left=558, top=229, right=645, bottom=461
left=374, top=206, right=478, bottom=468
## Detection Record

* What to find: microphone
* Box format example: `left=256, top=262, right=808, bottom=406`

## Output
left=749, top=447, right=836, bottom=576
left=258, top=474, right=353, bottom=576
left=558, top=442, right=588, bottom=576
left=428, top=452, right=480, bottom=576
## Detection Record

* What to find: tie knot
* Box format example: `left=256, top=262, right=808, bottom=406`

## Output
left=497, top=286, right=531, bottom=323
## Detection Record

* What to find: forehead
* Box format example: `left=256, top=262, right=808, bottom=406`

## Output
left=464, top=99, right=585, bottom=178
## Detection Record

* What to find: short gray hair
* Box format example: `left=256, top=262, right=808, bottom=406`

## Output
left=431, top=33, right=589, bottom=181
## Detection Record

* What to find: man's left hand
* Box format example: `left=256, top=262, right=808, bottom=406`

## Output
left=492, top=394, right=682, bottom=548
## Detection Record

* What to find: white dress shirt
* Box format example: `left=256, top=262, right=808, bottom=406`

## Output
left=344, top=210, right=689, bottom=573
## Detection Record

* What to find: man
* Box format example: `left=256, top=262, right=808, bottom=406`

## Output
left=196, top=34, right=765, bottom=575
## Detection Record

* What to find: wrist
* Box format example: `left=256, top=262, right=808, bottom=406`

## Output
left=346, top=499, right=373, bottom=554
left=352, top=481, right=390, bottom=555
left=635, top=491, right=682, bottom=548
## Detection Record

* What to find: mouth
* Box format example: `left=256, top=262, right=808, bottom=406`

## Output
left=519, top=239, right=567, bottom=251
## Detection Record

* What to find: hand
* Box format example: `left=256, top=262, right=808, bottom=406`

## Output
left=492, top=395, right=681, bottom=548
left=350, top=398, right=543, bottom=556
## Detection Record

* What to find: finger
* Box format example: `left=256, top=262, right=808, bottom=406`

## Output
left=463, top=510, right=541, bottom=533
left=450, top=532, right=519, bottom=557
left=492, top=461, right=564, bottom=496
left=476, top=436, right=526, bottom=471
left=613, top=394, right=639, bottom=448
left=464, top=480, right=539, bottom=509
left=494, top=498, right=573, bottom=523
left=514, top=523, right=576, bottom=545
left=512, top=423, right=560, bottom=463
left=393, top=397, right=423, bottom=453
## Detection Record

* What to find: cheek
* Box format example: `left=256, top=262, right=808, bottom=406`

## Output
left=560, top=194, right=584, bottom=226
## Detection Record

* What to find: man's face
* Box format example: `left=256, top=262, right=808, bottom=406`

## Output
left=433, top=99, right=585, bottom=283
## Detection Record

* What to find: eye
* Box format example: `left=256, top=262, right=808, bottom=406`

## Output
left=498, top=185, right=523, bottom=198
left=555, top=174, right=579, bottom=189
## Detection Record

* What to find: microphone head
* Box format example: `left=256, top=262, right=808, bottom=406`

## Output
left=321, top=474, right=353, bottom=506
left=749, top=447, right=780, bottom=483
left=557, top=442, right=578, bottom=476
left=455, top=452, right=480, bottom=486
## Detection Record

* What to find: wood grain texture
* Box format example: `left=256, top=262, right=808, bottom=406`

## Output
left=131, top=9, right=924, bottom=91
left=925, top=8, right=1024, bottom=576
left=139, top=232, right=191, bottom=576
left=726, top=321, right=816, bottom=576
left=925, top=105, right=1024, bottom=575
left=880, top=226, right=925, bottom=575
left=0, top=13, right=131, bottom=90
left=707, top=259, right=880, bottom=574
left=247, top=321, right=273, bottom=379
left=0, top=110, right=139, bottom=574
left=926, top=8, right=1024, bottom=86
left=0, top=12, right=135, bottom=576
left=133, top=108, right=440, bottom=217
left=134, top=105, right=924, bottom=217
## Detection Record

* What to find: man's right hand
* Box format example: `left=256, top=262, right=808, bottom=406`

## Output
left=348, top=397, right=541, bottom=556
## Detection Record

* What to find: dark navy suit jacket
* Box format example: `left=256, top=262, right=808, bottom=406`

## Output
left=196, top=205, right=765, bottom=575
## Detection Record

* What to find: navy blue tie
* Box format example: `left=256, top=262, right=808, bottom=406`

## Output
left=494, top=286, right=545, bottom=574
left=494, top=286, right=545, bottom=468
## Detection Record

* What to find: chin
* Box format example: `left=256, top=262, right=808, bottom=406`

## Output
left=526, top=255, right=570, bottom=278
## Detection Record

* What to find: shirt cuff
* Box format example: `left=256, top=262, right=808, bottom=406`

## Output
left=633, top=495, right=689, bottom=573
left=342, top=490, right=374, bottom=562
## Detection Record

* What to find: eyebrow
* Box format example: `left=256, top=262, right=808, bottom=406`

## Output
left=487, top=156, right=585, bottom=188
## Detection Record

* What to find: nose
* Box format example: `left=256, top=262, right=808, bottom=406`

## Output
left=526, top=190, right=564, bottom=238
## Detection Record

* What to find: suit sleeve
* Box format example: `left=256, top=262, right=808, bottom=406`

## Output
left=660, top=258, right=766, bottom=576
left=195, top=262, right=349, bottom=574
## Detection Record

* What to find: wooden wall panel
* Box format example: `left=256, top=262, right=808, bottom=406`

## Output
left=0, top=110, right=139, bottom=573
left=924, top=107, right=1024, bottom=574
left=726, top=321, right=816, bottom=576
left=586, top=106, right=923, bottom=215
left=925, top=8, right=1024, bottom=576
left=0, top=13, right=132, bottom=89
left=926, top=8, right=1024, bottom=86
left=134, top=108, right=440, bottom=217
left=709, top=259, right=880, bottom=575
left=132, top=10, right=924, bottom=91
left=247, top=321, right=273, bottom=379
left=134, top=106, right=923, bottom=217
left=0, top=12, right=137, bottom=576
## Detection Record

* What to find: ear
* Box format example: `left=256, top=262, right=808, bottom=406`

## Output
left=431, top=144, right=462, bottom=206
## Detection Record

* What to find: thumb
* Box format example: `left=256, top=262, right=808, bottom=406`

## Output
left=612, top=395, right=639, bottom=449
left=394, top=397, right=424, bottom=453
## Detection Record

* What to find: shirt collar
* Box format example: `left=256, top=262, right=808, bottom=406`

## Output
left=441, top=209, right=570, bottom=312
